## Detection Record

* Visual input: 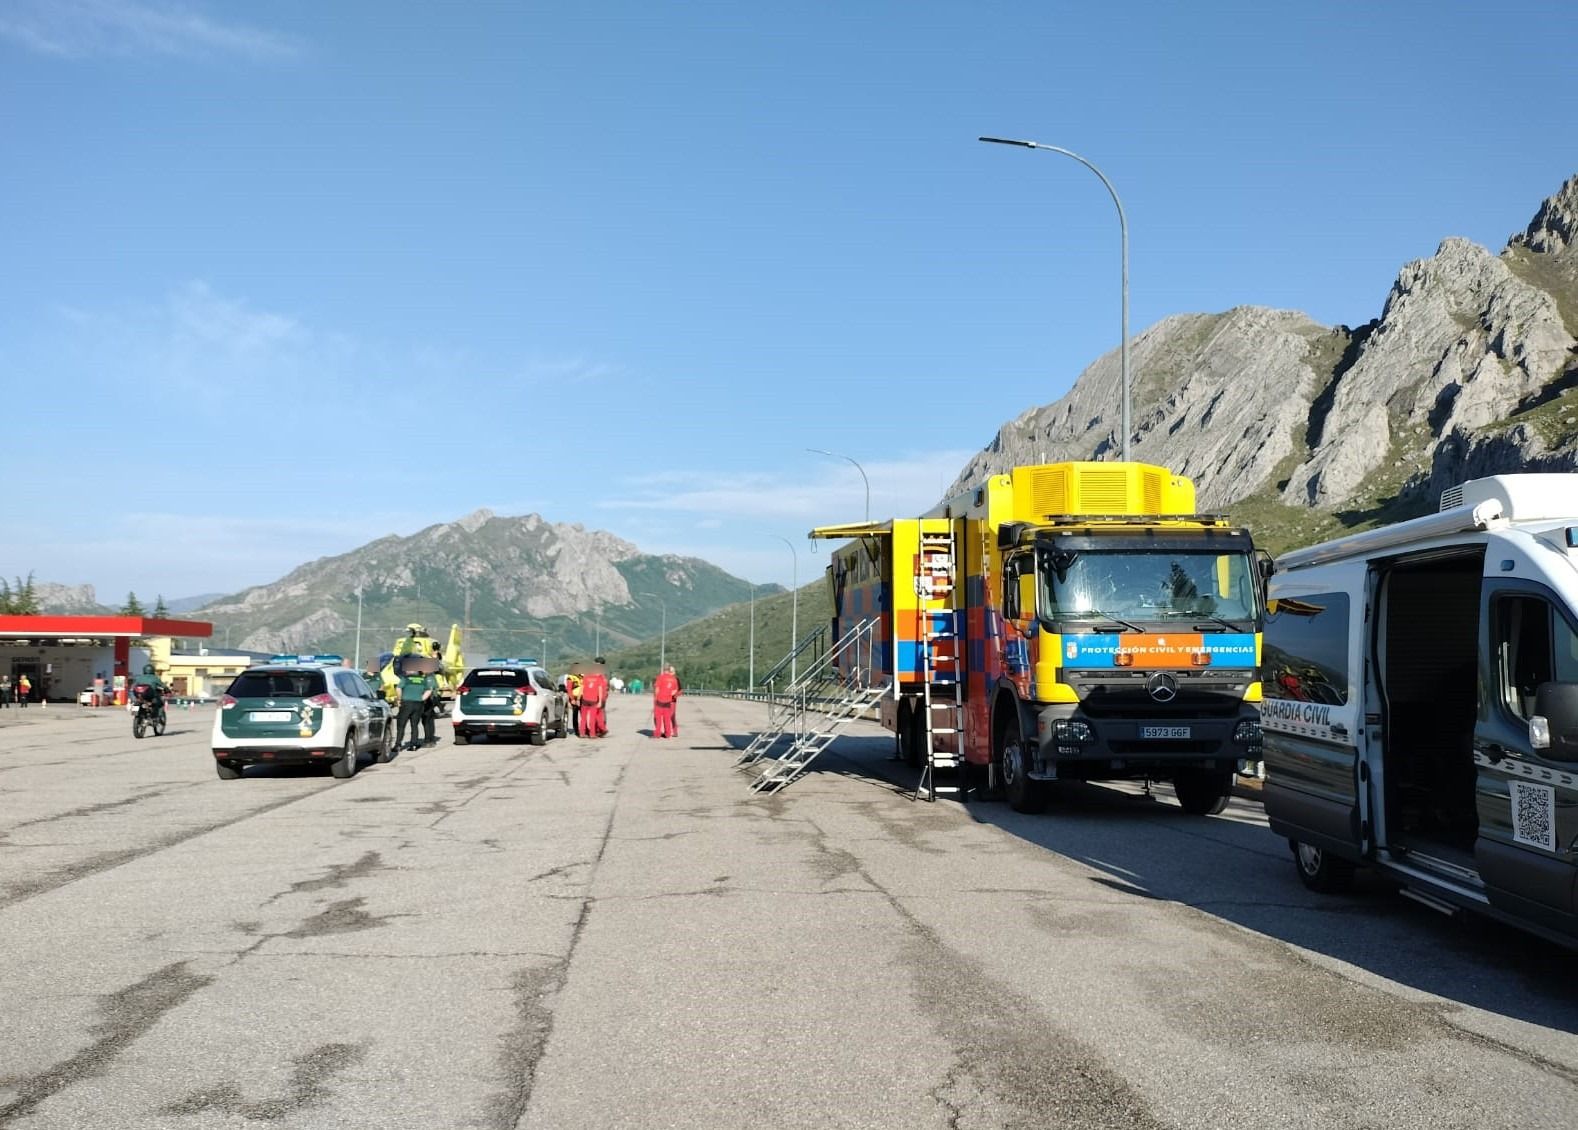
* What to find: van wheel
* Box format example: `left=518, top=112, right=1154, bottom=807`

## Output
left=330, top=734, right=358, bottom=779
left=1173, top=769, right=1232, bottom=815
left=997, top=710, right=1046, bottom=814
left=1292, top=839, right=1356, bottom=893
left=215, top=760, right=242, bottom=780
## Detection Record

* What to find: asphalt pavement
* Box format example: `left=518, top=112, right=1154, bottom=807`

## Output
left=2, top=696, right=1576, bottom=1129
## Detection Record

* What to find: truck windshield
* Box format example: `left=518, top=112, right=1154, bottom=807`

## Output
left=1038, top=549, right=1259, bottom=626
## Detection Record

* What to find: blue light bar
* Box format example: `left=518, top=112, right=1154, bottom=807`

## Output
left=485, top=657, right=539, bottom=667
left=268, top=654, right=346, bottom=666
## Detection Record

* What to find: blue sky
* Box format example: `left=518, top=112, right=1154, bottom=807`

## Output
left=1, top=0, right=1573, bottom=601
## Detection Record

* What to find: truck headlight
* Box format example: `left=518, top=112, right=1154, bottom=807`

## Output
left=1053, top=719, right=1094, bottom=743
left=1233, top=720, right=1262, bottom=745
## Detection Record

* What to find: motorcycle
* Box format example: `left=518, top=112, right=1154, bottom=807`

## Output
left=132, top=698, right=167, bottom=739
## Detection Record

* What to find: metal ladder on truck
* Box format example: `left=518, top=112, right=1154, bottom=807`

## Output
left=741, top=618, right=890, bottom=793
left=915, top=524, right=965, bottom=802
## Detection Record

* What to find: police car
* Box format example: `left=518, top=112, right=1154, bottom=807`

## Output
left=451, top=660, right=568, bottom=745
left=211, top=656, right=394, bottom=780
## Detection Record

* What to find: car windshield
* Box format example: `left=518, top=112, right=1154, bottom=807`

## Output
left=228, top=670, right=328, bottom=698
left=1039, top=548, right=1259, bottom=625
left=466, top=670, right=529, bottom=687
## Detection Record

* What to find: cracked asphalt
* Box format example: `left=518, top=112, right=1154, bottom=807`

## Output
left=2, top=698, right=1577, bottom=1128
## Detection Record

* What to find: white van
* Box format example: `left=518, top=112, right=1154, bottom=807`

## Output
left=1261, top=474, right=1578, bottom=946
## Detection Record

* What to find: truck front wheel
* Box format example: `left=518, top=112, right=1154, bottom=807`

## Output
left=1173, top=768, right=1232, bottom=815
left=997, top=709, right=1046, bottom=814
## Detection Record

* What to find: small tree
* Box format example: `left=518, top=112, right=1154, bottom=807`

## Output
left=0, top=578, right=12, bottom=615
left=120, top=592, right=146, bottom=617
left=12, top=572, right=39, bottom=615
left=153, top=594, right=169, bottom=618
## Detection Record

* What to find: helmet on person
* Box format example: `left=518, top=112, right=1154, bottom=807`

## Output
left=406, top=623, right=424, bottom=635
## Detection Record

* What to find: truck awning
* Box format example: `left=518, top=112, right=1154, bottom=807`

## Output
left=809, top=522, right=893, bottom=539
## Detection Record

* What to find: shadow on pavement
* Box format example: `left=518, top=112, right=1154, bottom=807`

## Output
left=726, top=729, right=1578, bottom=1037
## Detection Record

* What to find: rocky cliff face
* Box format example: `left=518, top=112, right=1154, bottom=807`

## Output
left=35, top=583, right=110, bottom=614
left=951, top=175, right=1578, bottom=544
left=197, top=511, right=765, bottom=658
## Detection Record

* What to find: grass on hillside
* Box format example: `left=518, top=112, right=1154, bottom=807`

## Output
left=603, top=582, right=832, bottom=692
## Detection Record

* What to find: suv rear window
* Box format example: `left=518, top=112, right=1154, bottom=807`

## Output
left=466, top=670, right=530, bottom=687
left=228, top=670, right=328, bottom=699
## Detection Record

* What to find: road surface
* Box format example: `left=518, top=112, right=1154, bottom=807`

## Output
left=2, top=696, right=1576, bottom=1128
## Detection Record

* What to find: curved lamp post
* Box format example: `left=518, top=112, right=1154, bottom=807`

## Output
left=979, top=135, right=1131, bottom=462
left=806, top=447, right=870, bottom=522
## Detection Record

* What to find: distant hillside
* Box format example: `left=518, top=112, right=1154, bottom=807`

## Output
left=604, top=582, right=829, bottom=691
left=194, top=510, right=781, bottom=663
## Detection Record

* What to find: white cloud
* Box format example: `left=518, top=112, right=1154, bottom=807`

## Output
left=602, top=450, right=978, bottom=525
left=0, top=0, right=302, bottom=60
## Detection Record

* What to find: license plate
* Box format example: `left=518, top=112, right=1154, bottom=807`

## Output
left=1141, top=726, right=1190, bottom=739
left=479, top=696, right=507, bottom=705
left=249, top=710, right=293, bottom=722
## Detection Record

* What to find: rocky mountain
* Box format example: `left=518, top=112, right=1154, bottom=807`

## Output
left=193, top=510, right=778, bottom=663
left=35, top=583, right=112, bottom=615
left=950, top=174, right=1578, bottom=551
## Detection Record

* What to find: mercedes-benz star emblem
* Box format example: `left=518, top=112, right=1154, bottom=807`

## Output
left=1146, top=673, right=1178, bottom=703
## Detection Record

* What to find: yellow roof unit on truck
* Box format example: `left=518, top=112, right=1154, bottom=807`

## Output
left=934, top=461, right=1203, bottom=526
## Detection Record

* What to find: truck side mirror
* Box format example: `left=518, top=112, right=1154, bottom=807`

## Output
left=1532, top=682, right=1578, bottom=760
left=1255, top=549, right=1275, bottom=585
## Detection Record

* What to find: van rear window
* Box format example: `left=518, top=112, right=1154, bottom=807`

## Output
left=228, top=670, right=328, bottom=699
left=1265, top=593, right=1350, bottom=705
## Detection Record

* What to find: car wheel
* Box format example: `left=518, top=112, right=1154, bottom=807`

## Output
left=330, top=733, right=358, bottom=779
left=997, top=708, right=1046, bottom=814
left=529, top=724, right=546, bottom=746
left=215, top=760, right=243, bottom=780
left=1173, top=769, right=1232, bottom=815
left=1292, top=839, right=1356, bottom=893
left=375, top=724, right=394, bottom=764
left=454, top=731, right=470, bottom=745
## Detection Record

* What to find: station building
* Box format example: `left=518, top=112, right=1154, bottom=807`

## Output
left=0, top=615, right=214, bottom=703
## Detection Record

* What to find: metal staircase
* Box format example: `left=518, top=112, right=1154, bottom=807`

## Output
left=914, top=525, right=965, bottom=802
left=736, top=617, right=891, bottom=793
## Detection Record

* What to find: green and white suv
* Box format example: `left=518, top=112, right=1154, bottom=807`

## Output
left=451, top=662, right=568, bottom=745
left=211, top=656, right=394, bottom=780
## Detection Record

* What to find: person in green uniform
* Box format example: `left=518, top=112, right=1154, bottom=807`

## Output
left=395, top=660, right=435, bottom=752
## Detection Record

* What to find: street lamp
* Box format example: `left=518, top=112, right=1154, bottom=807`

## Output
left=979, top=135, right=1132, bottom=462
left=806, top=448, right=870, bottom=522
left=747, top=579, right=756, bottom=692
left=774, top=535, right=799, bottom=684
left=353, top=586, right=363, bottom=669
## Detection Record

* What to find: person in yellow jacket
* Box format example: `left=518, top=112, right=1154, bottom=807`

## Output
left=564, top=672, right=583, bottom=738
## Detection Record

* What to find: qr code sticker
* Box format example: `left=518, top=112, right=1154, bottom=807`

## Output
left=1509, top=780, right=1556, bottom=852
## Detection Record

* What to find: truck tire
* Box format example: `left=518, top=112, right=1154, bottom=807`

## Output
left=897, top=703, right=923, bottom=768
left=1292, top=839, right=1356, bottom=893
left=997, top=708, right=1046, bottom=814
left=1173, top=769, right=1232, bottom=815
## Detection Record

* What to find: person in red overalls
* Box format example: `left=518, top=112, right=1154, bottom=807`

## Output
left=579, top=661, right=609, bottom=738
left=652, top=664, right=681, bottom=739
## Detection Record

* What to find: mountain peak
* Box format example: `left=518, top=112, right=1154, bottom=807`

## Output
left=456, top=508, right=495, bottom=533
left=1509, top=174, right=1578, bottom=255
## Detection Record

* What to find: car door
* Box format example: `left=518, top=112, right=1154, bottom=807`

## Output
left=533, top=669, right=561, bottom=726
left=1261, top=584, right=1366, bottom=858
left=1473, top=579, right=1578, bottom=933
left=335, top=672, right=372, bottom=749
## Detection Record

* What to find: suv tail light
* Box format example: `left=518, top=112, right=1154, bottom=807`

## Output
left=220, top=694, right=237, bottom=709
left=305, top=693, right=337, bottom=709
left=457, top=684, right=469, bottom=695
left=516, top=684, right=535, bottom=696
